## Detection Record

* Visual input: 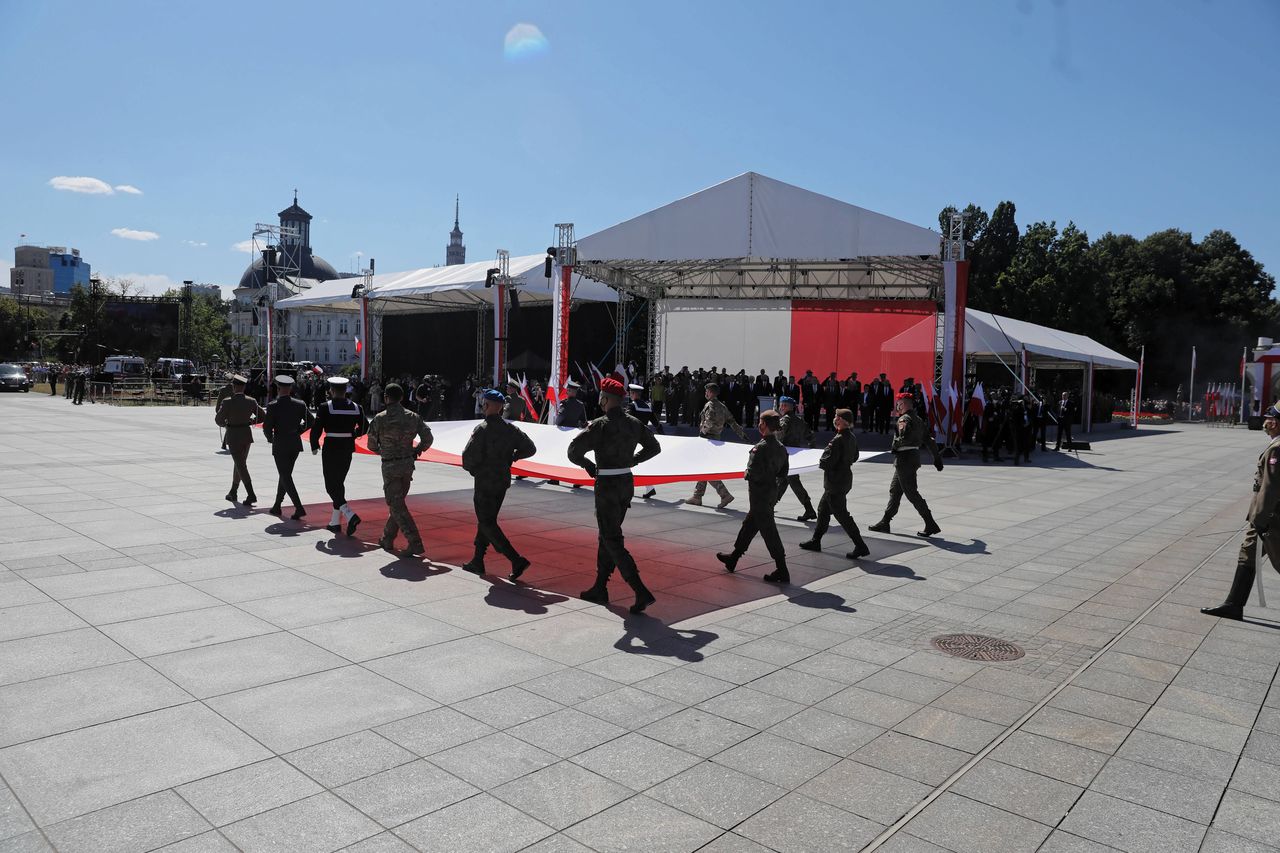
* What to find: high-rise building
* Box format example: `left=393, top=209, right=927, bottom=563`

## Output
left=446, top=196, right=465, bottom=266
left=10, top=245, right=90, bottom=295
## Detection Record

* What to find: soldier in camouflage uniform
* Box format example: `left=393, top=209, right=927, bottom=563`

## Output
left=461, top=389, right=537, bottom=579
left=717, top=410, right=791, bottom=583
left=869, top=393, right=944, bottom=538
left=569, top=377, right=662, bottom=614
left=775, top=397, right=817, bottom=521
left=687, top=382, right=748, bottom=508
left=366, top=383, right=434, bottom=556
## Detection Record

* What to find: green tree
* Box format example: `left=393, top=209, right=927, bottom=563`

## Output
left=163, top=287, right=232, bottom=366
left=969, top=201, right=1019, bottom=313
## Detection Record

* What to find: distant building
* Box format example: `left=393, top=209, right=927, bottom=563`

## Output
left=446, top=196, right=465, bottom=266
left=230, top=194, right=359, bottom=371
left=10, top=245, right=90, bottom=296
left=184, top=283, right=223, bottom=300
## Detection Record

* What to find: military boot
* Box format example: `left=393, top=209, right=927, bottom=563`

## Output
left=763, top=563, right=791, bottom=584
left=716, top=551, right=740, bottom=573
left=623, top=573, right=656, bottom=614
left=868, top=519, right=891, bottom=533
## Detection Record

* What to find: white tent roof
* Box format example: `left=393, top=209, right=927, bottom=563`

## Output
left=881, top=309, right=1136, bottom=370
left=275, top=254, right=617, bottom=313
left=573, top=172, right=944, bottom=300
left=965, top=309, right=1136, bottom=370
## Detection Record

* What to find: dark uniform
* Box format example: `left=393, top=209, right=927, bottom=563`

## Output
left=1202, top=420, right=1280, bottom=619
left=556, top=393, right=588, bottom=428
left=367, top=401, right=434, bottom=554
left=776, top=408, right=816, bottom=519
left=1054, top=394, right=1076, bottom=450
left=568, top=405, right=662, bottom=612
left=502, top=390, right=526, bottom=422
left=262, top=392, right=313, bottom=516
left=800, top=429, right=870, bottom=559
left=214, top=390, right=267, bottom=503
left=461, top=414, right=537, bottom=577
left=311, top=394, right=368, bottom=533
left=871, top=408, right=942, bottom=536
left=718, top=433, right=790, bottom=582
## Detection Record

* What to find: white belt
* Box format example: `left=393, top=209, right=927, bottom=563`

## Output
left=596, top=467, right=632, bottom=476
left=327, top=432, right=353, bottom=438
left=896, top=445, right=919, bottom=450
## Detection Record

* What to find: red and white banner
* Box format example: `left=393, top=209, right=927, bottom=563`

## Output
left=308, top=421, right=882, bottom=487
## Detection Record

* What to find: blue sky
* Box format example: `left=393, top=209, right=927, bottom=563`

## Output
left=1, top=0, right=1276, bottom=296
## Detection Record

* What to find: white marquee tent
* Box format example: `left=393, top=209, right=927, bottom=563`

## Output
left=275, top=254, right=617, bottom=314
left=963, top=310, right=1137, bottom=370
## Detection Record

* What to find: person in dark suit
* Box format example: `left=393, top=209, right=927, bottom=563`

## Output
left=773, top=370, right=788, bottom=398
left=263, top=375, right=314, bottom=519
left=799, top=408, right=870, bottom=560
left=822, top=373, right=842, bottom=431
left=1054, top=391, right=1076, bottom=450
left=800, top=371, right=822, bottom=431
left=843, top=373, right=862, bottom=426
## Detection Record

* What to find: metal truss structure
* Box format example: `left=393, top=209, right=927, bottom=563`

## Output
left=247, top=222, right=306, bottom=368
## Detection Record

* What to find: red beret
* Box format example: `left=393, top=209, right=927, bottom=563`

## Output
left=896, top=392, right=915, bottom=401
left=600, top=377, right=625, bottom=396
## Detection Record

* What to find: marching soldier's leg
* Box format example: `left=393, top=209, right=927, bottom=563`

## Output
left=688, top=480, right=708, bottom=505
left=900, top=461, right=940, bottom=536
left=711, top=480, right=734, bottom=509
left=380, top=469, right=402, bottom=549
left=870, top=466, right=904, bottom=531
left=583, top=480, right=623, bottom=603
left=1203, top=526, right=1261, bottom=618
left=831, top=491, right=870, bottom=558
left=756, top=499, right=789, bottom=583
left=789, top=475, right=816, bottom=520
left=598, top=477, right=653, bottom=613
left=801, top=491, right=834, bottom=549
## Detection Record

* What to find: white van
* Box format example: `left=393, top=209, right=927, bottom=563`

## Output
left=102, top=356, right=147, bottom=378
left=153, top=357, right=195, bottom=380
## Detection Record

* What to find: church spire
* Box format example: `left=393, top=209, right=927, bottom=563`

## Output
left=454, top=195, right=460, bottom=229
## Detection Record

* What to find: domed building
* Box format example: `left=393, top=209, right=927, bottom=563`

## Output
left=230, top=193, right=360, bottom=371
left=236, top=194, right=340, bottom=290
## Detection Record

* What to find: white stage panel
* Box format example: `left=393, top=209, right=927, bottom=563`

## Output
left=660, top=299, right=791, bottom=374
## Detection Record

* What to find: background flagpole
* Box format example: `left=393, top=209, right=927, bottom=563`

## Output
left=1188, top=346, right=1196, bottom=422
left=1241, top=346, right=1249, bottom=424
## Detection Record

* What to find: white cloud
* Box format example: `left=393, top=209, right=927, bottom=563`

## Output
left=50, top=175, right=115, bottom=195
left=111, top=227, right=160, bottom=242
left=231, top=239, right=255, bottom=254
left=114, top=184, right=143, bottom=195
left=182, top=240, right=208, bottom=247
left=504, top=23, right=549, bottom=60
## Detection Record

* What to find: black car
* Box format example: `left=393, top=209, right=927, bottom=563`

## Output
left=0, top=364, right=32, bottom=392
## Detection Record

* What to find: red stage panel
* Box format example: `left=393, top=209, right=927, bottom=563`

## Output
left=790, top=300, right=936, bottom=384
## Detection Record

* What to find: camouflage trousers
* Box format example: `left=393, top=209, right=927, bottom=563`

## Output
left=381, top=460, right=421, bottom=547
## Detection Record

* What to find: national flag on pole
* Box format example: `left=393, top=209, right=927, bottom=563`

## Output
left=517, top=374, right=539, bottom=422
left=947, top=382, right=961, bottom=441
left=354, top=336, right=361, bottom=354
left=968, top=382, right=986, bottom=419
left=1132, top=345, right=1144, bottom=427
left=589, top=362, right=605, bottom=388
left=921, top=382, right=941, bottom=440
left=614, top=363, right=629, bottom=385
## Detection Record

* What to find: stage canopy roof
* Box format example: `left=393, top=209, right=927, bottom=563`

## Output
left=883, top=309, right=1137, bottom=370
left=574, top=172, right=945, bottom=301
left=275, top=254, right=617, bottom=314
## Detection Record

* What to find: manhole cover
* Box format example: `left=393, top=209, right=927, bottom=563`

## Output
left=931, top=633, right=1025, bottom=662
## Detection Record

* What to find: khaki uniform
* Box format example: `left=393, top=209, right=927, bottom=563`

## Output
left=1220, top=435, right=1280, bottom=606
left=879, top=411, right=941, bottom=528
left=215, top=393, right=267, bottom=499
left=692, top=397, right=747, bottom=502
left=367, top=402, right=434, bottom=549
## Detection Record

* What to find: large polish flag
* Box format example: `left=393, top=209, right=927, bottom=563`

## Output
left=310, top=421, right=883, bottom=487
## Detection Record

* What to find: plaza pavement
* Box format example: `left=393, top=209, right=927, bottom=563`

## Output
left=0, top=393, right=1278, bottom=853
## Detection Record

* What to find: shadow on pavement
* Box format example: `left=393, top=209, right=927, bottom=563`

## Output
left=615, top=614, right=718, bottom=662
left=380, top=562, right=451, bottom=581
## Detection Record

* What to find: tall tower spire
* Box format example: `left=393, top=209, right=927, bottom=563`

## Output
left=446, top=196, right=465, bottom=266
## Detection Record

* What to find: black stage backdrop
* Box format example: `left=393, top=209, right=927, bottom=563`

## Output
left=382, top=303, right=621, bottom=383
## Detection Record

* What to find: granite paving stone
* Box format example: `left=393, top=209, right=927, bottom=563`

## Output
left=220, top=792, right=382, bottom=853
left=1060, top=791, right=1207, bottom=852
left=0, top=628, right=132, bottom=687
left=735, top=792, right=884, bottom=853
left=41, top=791, right=209, bottom=853
left=1212, top=789, right=1280, bottom=847
left=373, top=707, right=497, bottom=757
left=563, top=795, right=723, bottom=853
left=854, top=731, right=971, bottom=786
left=175, top=758, right=323, bottom=827
left=392, top=793, right=554, bottom=853
left=908, top=791, right=1053, bottom=853
left=950, top=758, right=1084, bottom=825
left=205, top=666, right=436, bottom=753
left=797, top=759, right=933, bottom=825
left=145, top=631, right=347, bottom=698
left=0, top=703, right=270, bottom=826
left=335, top=760, right=478, bottom=829
left=491, top=761, right=633, bottom=830
left=428, top=732, right=559, bottom=789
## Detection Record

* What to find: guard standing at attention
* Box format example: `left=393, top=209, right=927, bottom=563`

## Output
left=263, top=375, right=313, bottom=520
left=799, top=408, right=871, bottom=560
left=367, top=383, right=434, bottom=556
left=311, top=375, right=368, bottom=536
left=555, top=380, right=588, bottom=428
left=569, top=377, right=662, bottom=613
left=775, top=396, right=817, bottom=521
left=214, top=374, right=266, bottom=506
left=461, top=389, right=537, bottom=579
left=503, top=381, right=527, bottom=421
left=687, top=382, right=747, bottom=508
left=1202, top=404, right=1280, bottom=619
left=869, top=393, right=944, bottom=537
left=716, top=409, right=791, bottom=583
